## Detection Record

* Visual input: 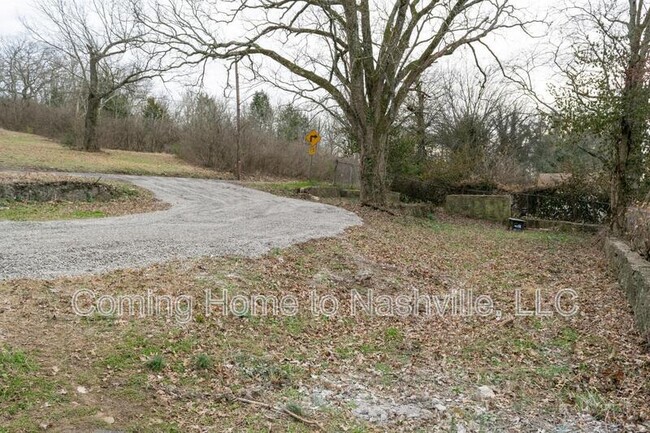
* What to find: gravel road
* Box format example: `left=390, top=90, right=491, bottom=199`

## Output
left=0, top=174, right=362, bottom=280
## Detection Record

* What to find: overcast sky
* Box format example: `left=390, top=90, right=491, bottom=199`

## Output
left=0, top=0, right=25, bottom=35
left=0, top=0, right=564, bottom=107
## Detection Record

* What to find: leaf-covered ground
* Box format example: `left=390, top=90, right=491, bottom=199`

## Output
left=0, top=206, right=648, bottom=432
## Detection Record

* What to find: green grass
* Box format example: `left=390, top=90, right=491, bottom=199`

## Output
left=552, top=327, right=580, bottom=349
left=285, top=402, right=305, bottom=417
left=383, top=326, right=404, bottom=346
left=0, top=128, right=220, bottom=177
left=0, top=202, right=106, bottom=221
left=146, top=354, right=166, bottom=372
left=0, top=346, right=61, bottom=416
left=258, top=180, right=322, bottom=191
left=573, top=390, right=621, bottom=419
left=246, top=180, right=332, bottom=196
left=0, top=176, right=165, bottom=221
left=194, top=353, right=213, bottom=370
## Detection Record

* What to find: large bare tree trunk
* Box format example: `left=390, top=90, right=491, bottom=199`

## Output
left=610, top=103, right=634, bottom=234
left=610, top=27, right=645, bottom=235
left=610, top=142, right=628, bottom=235
left=359, top=128, right=388, bottom=206
left=83, top=95, right=100, bottom=152
left=83, top=56, right=100, bottom=152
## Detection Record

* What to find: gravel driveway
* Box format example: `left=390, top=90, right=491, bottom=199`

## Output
left=0, top=175, right=361, bottom=280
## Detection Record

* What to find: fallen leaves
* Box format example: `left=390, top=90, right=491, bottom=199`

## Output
left=0, top=206, right=649, bottom=431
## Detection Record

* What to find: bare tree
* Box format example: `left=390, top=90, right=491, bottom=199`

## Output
left=0, top=37, right=56, bottom=102
left=138, top=0, right=529, bottom=204
left=546, top=0, right=650, bottom=234
left=26, top=0, right=171, bottom=151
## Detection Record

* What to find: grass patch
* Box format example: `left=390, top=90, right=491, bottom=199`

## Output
left=194, top=353, right=213, bottom=370
left=573, top=390, right=621, bottom=419
left=0, top=176, right=168, bottom=221
left=553, top=327, right=579, bottom=349
left=0, top=346, right=60, bottom=416
left=246, top=180, right=335, bottom=197
left=0, top=202, right=106, bottom=221
left=0, top=128, right=220, bottom=178
left=146, top=354, right=166, bottom=372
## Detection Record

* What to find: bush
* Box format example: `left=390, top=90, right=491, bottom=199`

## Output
left=0, top=100, right=178, bottom=153
left=392, top=176, right=498, bottom=205
left=0, top=100, right=77, bottom=141
left=96, top=116, right=179, bottom=153
left=0, top=98, right=337, bottom=181
left=511, top=180, right=610, bottom=224
left=175, top=93, right=336, bottom=180
left=394, top=173, right=609, bottom=225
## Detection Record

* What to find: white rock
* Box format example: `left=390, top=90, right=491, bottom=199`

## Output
left=477, top=385, right=495, bottom=400
left=76, top=386, right=88, bottom=394
left=96, top=411, right=115, bottom=425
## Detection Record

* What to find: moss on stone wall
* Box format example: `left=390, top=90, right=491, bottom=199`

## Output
left=604, top=239, right=650, bottom=344
left=444, top=194, right=512, bottom=222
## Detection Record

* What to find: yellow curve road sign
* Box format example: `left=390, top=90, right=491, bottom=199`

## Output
left=305, top=129, right=321, bottom=146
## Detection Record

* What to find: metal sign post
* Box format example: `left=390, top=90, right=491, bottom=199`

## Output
left=304, top=129, right=321, bottom=180
left=235, top=59, right=242, bottom=180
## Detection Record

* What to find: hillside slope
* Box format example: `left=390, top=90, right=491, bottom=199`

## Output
left=0, top=129, right=224, bottom=178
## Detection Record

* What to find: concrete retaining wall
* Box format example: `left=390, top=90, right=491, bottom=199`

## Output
left=604, top=238, right=650, bottom=344
left=445, top=194, right=512, bottom=222
left=525, top=218, right=602, bottom=233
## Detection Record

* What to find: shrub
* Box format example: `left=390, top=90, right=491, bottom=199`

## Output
left=511, top=180, right=610, bottom=224
left=0, top=98, right=339, bottom=181
left=392, top=176, right=499, bottom=205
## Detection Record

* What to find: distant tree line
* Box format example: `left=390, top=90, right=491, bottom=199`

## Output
left=0, top=30, right=599, bottom=188
left=0, top=33, right=336, bottom=178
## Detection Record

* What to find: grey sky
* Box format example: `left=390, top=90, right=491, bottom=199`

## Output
left=0, top=0, right=563, bottom=106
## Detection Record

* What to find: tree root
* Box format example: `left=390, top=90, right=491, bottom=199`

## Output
left=234, top=396, right=324, bottom=431
left=362, top=202, right=398, bottom=216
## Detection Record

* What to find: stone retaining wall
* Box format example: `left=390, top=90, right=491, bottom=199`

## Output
left=525, top=218, right=602, bottom=233
left=300, top=186, right=400, bottom=203
left=604, top=238, right=650, bottom=344
left=626, top=206, right=650, bottom=259
left=445, top=194, right=512, bottom=222
left=0, top=181, right=126, bottom=202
